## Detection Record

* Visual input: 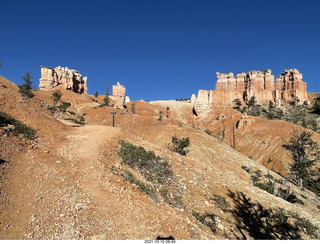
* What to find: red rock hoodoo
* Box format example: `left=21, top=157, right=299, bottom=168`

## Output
left=191, top=69, right=308, bottom=115
left=39, top=66, right=88, bottom=94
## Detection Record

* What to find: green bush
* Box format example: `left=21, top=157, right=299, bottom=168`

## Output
left=168, top=136, right=190, bottom=156
left=118, top=140, right=173, bottom=184
left=0, top=111, right=36, bottom=140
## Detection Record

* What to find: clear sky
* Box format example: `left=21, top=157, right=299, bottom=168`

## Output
left=0, top=0, right=319, bottom=101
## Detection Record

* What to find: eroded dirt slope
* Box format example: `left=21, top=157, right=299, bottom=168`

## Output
left=1, top=77, right=320, bottom=240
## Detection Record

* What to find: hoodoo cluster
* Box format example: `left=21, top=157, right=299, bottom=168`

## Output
left=39, top=66, right=88, bottom=94
left=191, top=69, right=308, bottom=115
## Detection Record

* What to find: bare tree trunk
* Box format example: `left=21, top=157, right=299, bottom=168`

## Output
left=232, top=124, right=236, bottom=149
left=300, top=178, right=304, bottom=190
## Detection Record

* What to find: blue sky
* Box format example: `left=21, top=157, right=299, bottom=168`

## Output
left=0, top=0, right=319, bottom=101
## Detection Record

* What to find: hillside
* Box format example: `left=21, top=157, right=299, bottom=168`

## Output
left=1, top=76, right=320, bottom=240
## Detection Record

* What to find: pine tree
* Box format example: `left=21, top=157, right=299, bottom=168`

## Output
left=19, top=72, right=34, bottom=98
left=52, top=90, right=62, bottom=106
left=94, top=90, right=99, bottom=98
left=283, top=128, right=319, bottom=189
left=104, top=85, right=110, bottom=106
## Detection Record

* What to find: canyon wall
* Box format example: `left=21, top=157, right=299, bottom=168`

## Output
left=39, top=66, right=88, bottom=94
left=192, top=69, right=308, bottom=115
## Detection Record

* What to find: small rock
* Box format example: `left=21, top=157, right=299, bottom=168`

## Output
left=216, top=223, right=224, bottom=231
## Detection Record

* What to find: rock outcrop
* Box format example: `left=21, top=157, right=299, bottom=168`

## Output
left=109, top=82, right=130, bottom=108
left=236, top=112, right=253, bottom=129
left=192, top=69, right=308, bottom=115
left=39, top=66, right=88, bottom=94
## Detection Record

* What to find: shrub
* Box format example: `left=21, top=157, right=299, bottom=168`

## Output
left=123, top=170, right=158, bottom=202
left=57, top=102, right=71, bottom=114
left=73, top=115, right=86, bottom=125
left=118, top=140, right=173, bottom=184
left=241, top=165, right=251, bottom=174
left=68, top=110, right=76, bottom=116
left=210, top=194, right=230, bottom=210
left=0, top=111, right=36, bottom=140
left=192, top=211, right=216, bottom=233
left=168, top=136, right=190, bottom=156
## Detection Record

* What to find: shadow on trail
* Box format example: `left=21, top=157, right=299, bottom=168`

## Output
left=227, top=189, right=301, bottom=240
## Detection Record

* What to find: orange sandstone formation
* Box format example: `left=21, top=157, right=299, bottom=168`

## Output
left=192, top=69, right=308, bottom=115
left=39, top=66, right=88, bottom=94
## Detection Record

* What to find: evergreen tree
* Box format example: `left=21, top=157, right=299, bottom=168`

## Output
left=233, top=98, right=242, bottom=111
left=94, top=90, right=99, bottom=98
left=52, top=90, right=62, bottom=106
left=283, top=128, right=319, bottom=189
left=19, top=72, right=34, bottom=98
left=104, top=85, right=110, bottom=106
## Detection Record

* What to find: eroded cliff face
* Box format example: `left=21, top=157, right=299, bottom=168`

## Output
left=39, top=66, right=88, bottom=94
left=192, top=69, right=308, bottom=115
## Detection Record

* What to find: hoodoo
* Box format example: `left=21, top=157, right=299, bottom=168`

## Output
left=191, top=69, right=308, bottom=115
left=39, top=66, right=88, bottom=94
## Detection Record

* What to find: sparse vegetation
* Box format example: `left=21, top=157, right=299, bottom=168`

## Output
left=312, top=94, right=320, bottom=115
left=123, top=170, right=158, bottom=202
left=168, top=136, right=190, bottom=156
left=51, top=90, right=62, bottom=106
left=131, top=103, right=136, bottom=114
left=73, top=114, right=86, bottom=125
left=228, top=190, right=301, bottom=239
left=210, top=194, right=230, bottom=210
left=118, top=140, right=173, bottom=185
left=192, top=211, right=216, bottom=233
left=118, top=141, right=182, bottom=207
left=241, top=165, right=251, bottom=174
left=57, top=102, right=71, bottom=117
left=232, top=96, right=320, bottom=133
left=18, top=72, right=34, bottom=99
left=0, top=111, right=36, bottom=140
left=247, top=168, right=305, bottom=205
left=289, top=212, right=319, bottom=239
